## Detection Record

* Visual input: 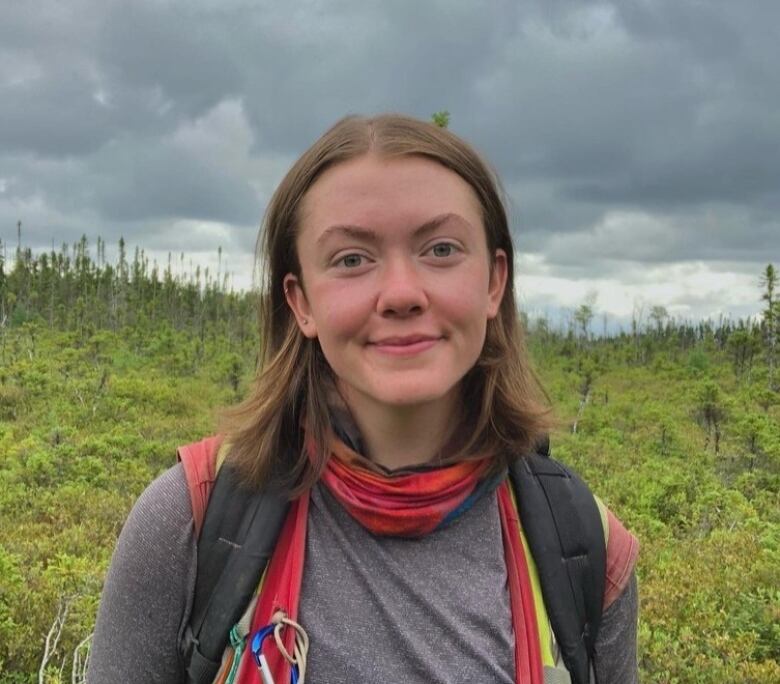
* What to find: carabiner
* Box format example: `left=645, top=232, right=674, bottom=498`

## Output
left=250, top=624, right=300, bottom=684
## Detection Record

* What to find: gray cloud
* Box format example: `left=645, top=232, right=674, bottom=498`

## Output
left=1, top=0, right=777, bottom=320
left=0, top=71, right=116, bottom=157
left=463, top=2, right=780, bottom=227
left=88, top=138, right=260, bottom=224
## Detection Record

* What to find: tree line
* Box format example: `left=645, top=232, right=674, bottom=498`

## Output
left=0, top=235, right=257, bottom=365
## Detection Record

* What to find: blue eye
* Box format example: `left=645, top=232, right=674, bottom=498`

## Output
left=431, top=243, right=454, bottom=257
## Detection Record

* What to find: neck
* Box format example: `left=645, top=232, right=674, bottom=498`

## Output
left=339, top=387, right=461, bottom=470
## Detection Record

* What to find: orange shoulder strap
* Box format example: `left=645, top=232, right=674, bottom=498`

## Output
left=177, top=435, right=221, bottom=538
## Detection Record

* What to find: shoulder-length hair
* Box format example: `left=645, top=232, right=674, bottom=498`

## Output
left=220, top=114, right=552, bottom=494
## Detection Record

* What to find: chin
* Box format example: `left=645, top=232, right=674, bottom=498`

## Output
left=367, top=382, right=460, bottom=410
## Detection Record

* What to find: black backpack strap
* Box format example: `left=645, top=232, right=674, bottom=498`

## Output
left=182, top=465, right=290, bottom=684
left=509, top=450, right=606, bottom=684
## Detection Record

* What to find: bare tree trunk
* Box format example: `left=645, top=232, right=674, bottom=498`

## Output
left=72, top=633, right=92, bottom=684
left=572, top=386, right=591, bottom=434
left=39, top=599, right=71, bottom=684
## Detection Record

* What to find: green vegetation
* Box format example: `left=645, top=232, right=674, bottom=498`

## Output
left=0, top=237, right=778, bottom=682
left=430, top=110, right=451, bottom=128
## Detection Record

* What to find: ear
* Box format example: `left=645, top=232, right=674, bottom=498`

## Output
left=486, top=249, right=508, bottom=319
left=283, top=273, right=318, bottom=338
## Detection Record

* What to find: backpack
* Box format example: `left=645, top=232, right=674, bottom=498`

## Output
left=178, top=436, right=606, bottom=684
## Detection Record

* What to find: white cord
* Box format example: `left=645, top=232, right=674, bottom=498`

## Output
left=271, top=611, right=310, bottom=684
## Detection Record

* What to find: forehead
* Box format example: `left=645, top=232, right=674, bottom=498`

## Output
left=298, top=154, right=483, bottom=232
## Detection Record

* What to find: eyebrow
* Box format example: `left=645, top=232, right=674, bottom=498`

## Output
left=315, top=213, right=472, bottom=247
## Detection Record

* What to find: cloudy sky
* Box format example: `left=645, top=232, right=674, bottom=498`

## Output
left=1, top=0, right=777, bottom=330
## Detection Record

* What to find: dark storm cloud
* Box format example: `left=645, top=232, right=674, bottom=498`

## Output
left=83, top=0, right=522, bottom=156
left=96, top=2, right=244, bottom=119
left=88, top=139, right=260, bottom=224
left=462, top=0, right=779, bottom=268
left=0, top=0, right=777, bottom=311
left=474, top=11, right=775, bottom=149
left=233, top=0, right=521, bottom=154
left=0, top=1, right=176, bottom=157
left=0, top=70, right=116, bottom=157
left=0, top=130, right=259, bottom=229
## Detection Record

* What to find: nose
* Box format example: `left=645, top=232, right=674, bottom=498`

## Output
left=375, top=257, right=429, bottom=317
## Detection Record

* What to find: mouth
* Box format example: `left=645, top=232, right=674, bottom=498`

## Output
left=368, top=335, right=442, bottom=356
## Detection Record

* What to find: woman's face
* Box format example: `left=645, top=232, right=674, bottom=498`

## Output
left=284, top=154, right=507, bottom=417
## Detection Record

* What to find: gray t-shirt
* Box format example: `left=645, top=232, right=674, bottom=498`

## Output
left=89, top=464, right=638, bottom=683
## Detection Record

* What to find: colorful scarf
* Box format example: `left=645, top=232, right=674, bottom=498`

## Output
left=236, top=435, right=543, bottom=684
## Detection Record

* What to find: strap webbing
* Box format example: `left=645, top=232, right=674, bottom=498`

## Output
left=186, top=464, right=290, bottom=682
left=509, top=454, right=606, bottom=684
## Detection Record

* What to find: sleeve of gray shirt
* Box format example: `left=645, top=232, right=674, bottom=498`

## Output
left=593, top=572, right=639, bottom=684
left=87, top=464, right=639, bottom=684
left=88, top=464, right=196, bottom=684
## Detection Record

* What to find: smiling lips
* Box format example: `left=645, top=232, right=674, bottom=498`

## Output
left=369, top=335, right=442, bottom=356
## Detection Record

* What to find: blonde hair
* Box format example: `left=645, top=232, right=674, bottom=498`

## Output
left=220, top=114, right=552, bottom=493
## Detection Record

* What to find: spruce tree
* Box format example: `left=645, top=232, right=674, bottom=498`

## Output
left=760, top=264, right=778, bottom=390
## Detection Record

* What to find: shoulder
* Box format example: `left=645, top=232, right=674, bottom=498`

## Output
left=594, top=571, right=639, bottom=683
left=90, top=464, right=197, bottom=681
left=513, top=453, right=640, bottom=610
left=105, top=462, right=196, bottom=595
left=125, top=462, right=194, bottom=539
left=597, top=499, right=640, bottom=610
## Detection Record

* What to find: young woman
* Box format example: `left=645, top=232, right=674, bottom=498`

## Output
left=90, top=114, right=639, bottom=684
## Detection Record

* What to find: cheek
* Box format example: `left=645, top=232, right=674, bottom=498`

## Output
left=439, top=271, right=493, bottom=329
left=310, top=281, right=372, bottom=340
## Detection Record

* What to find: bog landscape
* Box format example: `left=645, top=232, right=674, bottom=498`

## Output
left=0, top=238, right=777, bottom=683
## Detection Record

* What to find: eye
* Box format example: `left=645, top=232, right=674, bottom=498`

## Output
left=339, top=254, right=364, bottom=268
left=429, top=242, right=456, bottom=258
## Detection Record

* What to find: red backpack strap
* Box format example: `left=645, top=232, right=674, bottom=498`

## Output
left=177, top=435, right=221, bottom=539
left=603, top=508, right=640, bottom=609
